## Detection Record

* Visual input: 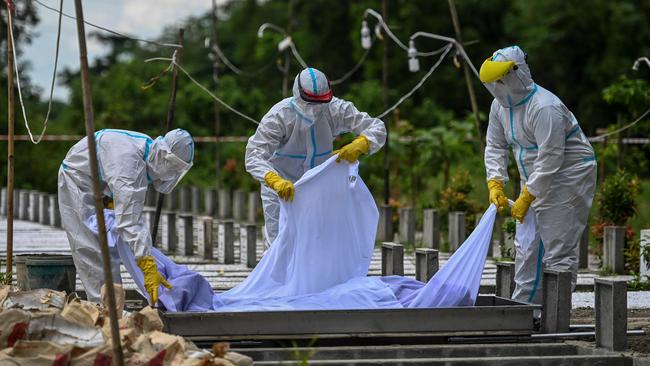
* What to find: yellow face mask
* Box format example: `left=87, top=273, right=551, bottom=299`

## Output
left=479, top=57, right=516, bottom=83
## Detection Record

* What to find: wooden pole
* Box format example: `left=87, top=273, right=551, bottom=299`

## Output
left=211, top=0, right=221, bottom=187
left=72, top=1, right=124, bottom=364
left=152, top=29, right=184, bottom=243
left=447, top=0, right=485, bottom=152
left=5, top=1, right=15, bottom=282
left=382, top=0, right=390, bottom=205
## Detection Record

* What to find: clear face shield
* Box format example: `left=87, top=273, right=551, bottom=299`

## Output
left=152, top=152, right=193, bottom=194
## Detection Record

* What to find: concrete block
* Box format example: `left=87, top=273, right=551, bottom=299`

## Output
left=165, top=190, right=179, bottom=211
left=0, top=187, right=6, bottom=216
left=422, top=209, right=440, bottom=249
left=233, top=190, right=246, bottom=221
left=179, top=187, right=191, bottom=213
left=218, top=220, right=235, bottom=264
left=641, top=230, right=650, bottom=278
left=415, top=248, right=438, bottom=282
left=381, top=242, right=404, bottom=276
left=398, top=207, right=415, bottom=244
left=161, top=212, right=177, bottom=253
left=542, top=269, right=572, bottom=333
left=177, top=214, right=194, bottom=256
left=579, top=226, right=589, bottom=269
left=38, top=193, right=50, bottom=225
left=448, top=211, right=466, bottom=252
left=49, top=194, right=61, bottom=227
left=240, top=224, right=258, bottom=268
left=595, top=278, right=627, bottom=351
left=495, top=262, right=516, bottom=299
left=28, top=191, right=40, bottom=222
left=248, top=191, right=261, bottom=223
left=191, top=187, right=203, bottom=214
left=200, top=217, right=214, bottom=260
left=204, top=188, right=217, bottom=216
left=376, top=204, right=393, bottom=242
left=603, top=226, right=625, bottom=274
left=218, top=189, right=232, bottom=219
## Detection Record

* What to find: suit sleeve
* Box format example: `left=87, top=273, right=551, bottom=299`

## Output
left=329, top=98, right=386, bottom=154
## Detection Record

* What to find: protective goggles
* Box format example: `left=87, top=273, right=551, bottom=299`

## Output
left=298, top=72, right=333, bottom=103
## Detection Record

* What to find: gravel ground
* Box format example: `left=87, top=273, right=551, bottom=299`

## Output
left=572, top=291, right=650, bottom=309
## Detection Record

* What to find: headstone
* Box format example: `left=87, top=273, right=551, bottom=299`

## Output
left=19, top=191, right=30, bottom=220
left=595, top=278, right=627, bottom=351
left=218, top=220, right=235, bottom=264
left=423, top=209, right=440, bottom=249
left=233, top=190, right=247, bottom=221
left=247, top=191, right=261, bottom=223
left=14, top=189, right=21, bottom=219
left=165, top=189, right=178, bottom=211
left=28, top=191, right=40, bottom=222
left=496, top=261, right=516, bottom=299
left=204, top=188, right=217, bottom=216
left=218, top=189, right=232, bottom=219
left=240, top=224, right=258, bottom=268
left=49, top=194, right=61, bottom=227
left=177, top=213, right=194, bottom=256
left=398, top=207, right=415, bottom=244
left=191, top=187, right=202, bottom=214
left=448, top=211, right=466, bottom=252
left=603, top=226, right=625, bottom=274
left=179, top=187, right=191, bottom=213
left=542, top=269, right=572, bottom=333
left=641, top=230, right=650, bottom=278
left=381, top=242, right=404, bottom=276
left=161, top=212, right=177, bottom=253
left=200, top=217, right=214, bottom=260
left=143, top=207, right=162, bottom=247
left=38, top=193, right=50, bottom=225
left=579, top=226, right=589, bottom=269
left=0, top=187, right=6, bottom=216
left=415, top=248, right=438, bottom=282
left=377, top=204, right=393, bottom=242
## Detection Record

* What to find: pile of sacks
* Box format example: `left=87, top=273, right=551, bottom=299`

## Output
left=0, top=285, right=252, bottom=366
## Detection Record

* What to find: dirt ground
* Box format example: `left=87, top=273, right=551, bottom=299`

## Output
left=572, top=307, right=650, bottom=355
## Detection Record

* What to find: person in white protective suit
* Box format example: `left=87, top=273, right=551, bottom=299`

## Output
left=58, top=128, right=194, bottom=304
left=245, top=68, right=387, bottom=247
left=480, top=46, right=597, bottom=304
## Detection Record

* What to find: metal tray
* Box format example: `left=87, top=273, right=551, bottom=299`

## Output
left=161, top=295, right=540, bottom=341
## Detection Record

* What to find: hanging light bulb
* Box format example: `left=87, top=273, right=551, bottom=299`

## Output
left=408, top=40, right=420, bottom=72
left=360, top=21, right=372, bottom=50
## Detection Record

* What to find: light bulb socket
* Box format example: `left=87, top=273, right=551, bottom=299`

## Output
left=360, top=21, right=371, bottom=50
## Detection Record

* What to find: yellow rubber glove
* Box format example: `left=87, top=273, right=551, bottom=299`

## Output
left=334, top=135, right=370, bottom=163
left=264, top=171, right=294, bottom=201
left=487, top=179, right=509, bottom=213
left=137, top=256, right=171, bottom=305
left=511, top=185, right=536, bottom=223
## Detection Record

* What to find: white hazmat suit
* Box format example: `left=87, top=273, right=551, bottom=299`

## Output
left=245, top=68, right=387, bottom=246
left=482, top=46, right=597, bottom=304
left=58, top=128, right=194, bottom=302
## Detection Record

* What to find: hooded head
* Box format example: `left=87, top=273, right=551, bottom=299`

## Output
left=291, top=68, right=333, bottom=118
left=147, top=128, right=194, bottom=194
left=480, top=45, right=535, bottom=108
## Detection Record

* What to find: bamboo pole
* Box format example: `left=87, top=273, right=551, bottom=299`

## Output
left=382, top=0, right=390, bottom=205
left=447, top=0, right=485, bottom=152
left=72, top=1, right=124, bottom=364
left=5, top=0, right=15, bottom=283
left=152, top=29, right=184, bottom=243
left=211, top=0, right=221, bottom=188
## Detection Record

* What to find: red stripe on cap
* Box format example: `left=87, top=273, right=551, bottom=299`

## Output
left=302, top=89, right=332, bottom=102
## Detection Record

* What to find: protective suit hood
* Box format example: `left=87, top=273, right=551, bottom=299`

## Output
left=291, top=68, right=332, bottom=119
left=483, top=46, right=536, bottom=108
left=147, top=128, right=194, bottom=194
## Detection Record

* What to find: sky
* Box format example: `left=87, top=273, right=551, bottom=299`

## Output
left=23, top=0, right=219, bottom=101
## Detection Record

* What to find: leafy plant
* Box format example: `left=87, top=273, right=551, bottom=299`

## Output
left=440, top=170, right=480, bottom=215
left=596, top=170, right=639, bottom=226
left=0, top=271, right=12, bottom=286
left=628, top=274, right=650, bottom=291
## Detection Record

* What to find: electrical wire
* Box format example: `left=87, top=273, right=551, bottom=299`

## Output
left=145, top=55, right=260, bottom=125
left=8, top=0, right=63, bottom=144
left=376, top=44, right=453, bottom=120
left=33, top=0, right=182, bottom=48
left=331, top=45, right=372, bottom=86
left=212, top=42, right=277, bottom=77
left=589, top=108, right=650, bottom=142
